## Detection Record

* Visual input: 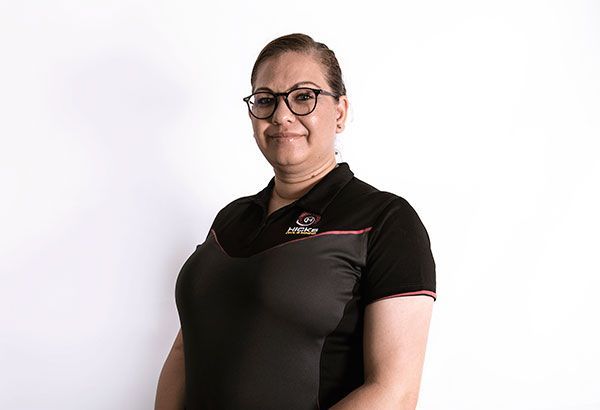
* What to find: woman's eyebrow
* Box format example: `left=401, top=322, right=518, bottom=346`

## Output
left=254, top=81, right=321, bottom=93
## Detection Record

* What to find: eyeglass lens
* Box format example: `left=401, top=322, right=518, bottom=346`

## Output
left=248, top=88, right=317, bottom=118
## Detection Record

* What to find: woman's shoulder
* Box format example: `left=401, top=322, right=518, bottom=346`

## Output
left=210, top=194, right=255, bottom=222
left=340, top=175, right=420, bottom=221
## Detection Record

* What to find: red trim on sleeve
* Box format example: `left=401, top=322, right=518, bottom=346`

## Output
left=374, top=290, right=437, bottom=301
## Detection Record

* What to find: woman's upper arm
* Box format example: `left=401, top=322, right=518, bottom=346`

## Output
left=362, top=295, right=434, bottom=397
left=173, top=327, right=184, bottom=351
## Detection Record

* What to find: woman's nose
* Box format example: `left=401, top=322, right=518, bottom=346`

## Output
left=271, top=96, right=295, bottom=124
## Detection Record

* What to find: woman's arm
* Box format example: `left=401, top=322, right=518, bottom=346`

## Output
left=155, top=328, right=186, bottom=410
left=330, top=295, right=434, bottom=410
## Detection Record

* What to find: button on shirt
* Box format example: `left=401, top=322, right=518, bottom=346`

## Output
left=175, top=162, right=436, bottom=410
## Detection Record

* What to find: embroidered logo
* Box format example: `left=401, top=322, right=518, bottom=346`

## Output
left=296, top=212, right=320, bottom=227
left=286, top=212, right=321, bottom=235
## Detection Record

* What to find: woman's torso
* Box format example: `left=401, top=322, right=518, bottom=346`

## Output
left=175, top=162, right=436, bottom=409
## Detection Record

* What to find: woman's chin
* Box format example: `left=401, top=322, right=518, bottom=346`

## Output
left=267, top=153, right=308, bottom=168
left=264, top=146, right=308, bottom=167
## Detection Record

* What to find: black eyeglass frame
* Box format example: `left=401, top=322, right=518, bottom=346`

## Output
left=243, top=87, right=338, bottom=119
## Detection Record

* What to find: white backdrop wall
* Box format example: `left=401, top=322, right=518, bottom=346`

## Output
left=1, top=1, right=599, bottom=409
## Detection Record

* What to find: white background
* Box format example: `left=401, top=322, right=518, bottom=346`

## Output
left=1, top=1, right=599, bottom=409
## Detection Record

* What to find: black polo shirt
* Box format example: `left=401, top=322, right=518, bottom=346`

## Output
left=175, top=162, right=436, bottom=410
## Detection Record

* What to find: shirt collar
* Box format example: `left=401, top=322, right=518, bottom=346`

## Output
left=251, top=162, right=355, bottom=215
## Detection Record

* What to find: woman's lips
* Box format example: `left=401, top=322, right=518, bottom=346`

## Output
left=269, top=133, right=305, bottom=143
left=269, top=132, right=304, bottom=139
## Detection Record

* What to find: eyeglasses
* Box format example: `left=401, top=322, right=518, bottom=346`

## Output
left=243, top=87, right=338, bottom=119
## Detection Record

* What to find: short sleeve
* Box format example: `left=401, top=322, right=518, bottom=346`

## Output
left=362, top=196, right=437, bottom=305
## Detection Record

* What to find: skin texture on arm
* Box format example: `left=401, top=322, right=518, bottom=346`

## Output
left=329, top=295, right=434, bottom=410
left=154, top=328, right=186, bottom=410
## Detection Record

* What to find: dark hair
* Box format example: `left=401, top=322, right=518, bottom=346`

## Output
left=250, top=33, right=347, bottom=99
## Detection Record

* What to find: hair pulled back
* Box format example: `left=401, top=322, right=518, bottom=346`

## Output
left=250, top=33, right=347, bottom=99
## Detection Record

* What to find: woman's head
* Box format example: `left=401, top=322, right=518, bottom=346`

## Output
left=247, top=33, right=349, bottom=171
left=250, top=33, right=347, bottom=98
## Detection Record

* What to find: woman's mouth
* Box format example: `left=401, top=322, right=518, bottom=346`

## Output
left=269, top=133, right=305, bottom=143
left=270, top=132, right=304, bottom=139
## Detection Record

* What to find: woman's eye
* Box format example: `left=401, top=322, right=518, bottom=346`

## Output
left=295, top=93, right=313, bottom=101
left=256, top=98, right=274, bottom=106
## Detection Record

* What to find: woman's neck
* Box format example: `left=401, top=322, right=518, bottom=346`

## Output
left=268, top=159, right=338, bottom=215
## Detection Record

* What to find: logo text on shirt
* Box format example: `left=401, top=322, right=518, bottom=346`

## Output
left=286, top=212, right=321, bottom=235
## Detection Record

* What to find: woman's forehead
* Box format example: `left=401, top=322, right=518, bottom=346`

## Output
left=253, top=52, right=327, bottom=91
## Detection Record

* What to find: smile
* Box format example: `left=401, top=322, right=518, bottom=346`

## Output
left=270, top=133, right=304, bottom=139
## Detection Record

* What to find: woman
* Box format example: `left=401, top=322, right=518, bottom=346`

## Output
left=155, top=33, right=436, bottom=410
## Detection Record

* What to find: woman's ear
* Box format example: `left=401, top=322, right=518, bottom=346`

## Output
left=335, top=95, right=349, bottom=133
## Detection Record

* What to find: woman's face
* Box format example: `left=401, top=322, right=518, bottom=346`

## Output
left=250, top=51, right=348, bottom=171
